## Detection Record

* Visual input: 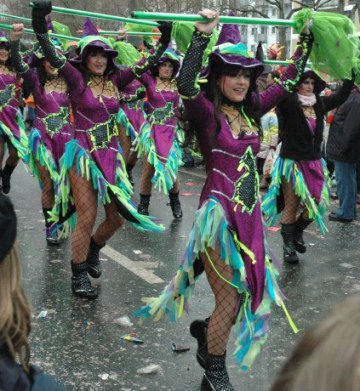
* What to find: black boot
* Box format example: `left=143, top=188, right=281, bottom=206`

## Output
left=86, top=237, right=104, bottom=278
left=2, top=163, right=16, bottom=194
left=71, top=261, right=98, bottom=299
left=201, top=351, right=235, bottom=391
left=294, top=216, right=312, bottom=253
left=138, top=194, right=150, bottom=215
left=43, top=208, right=59, bottom=245
left=169, top=191, right=183, bottom=219
left=190, top=317, right=210, bottom=369
left=281, top=223, right=299, bottom=264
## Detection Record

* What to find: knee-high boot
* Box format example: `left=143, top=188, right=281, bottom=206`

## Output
left=138, top=194, right=151, bottom=215
left=281, top=223, right=299, bottom=264
left=201, top=350, right=235, bottom=391
left=294, top=216, right=312, bottom=253
left=2, top=163, right=16, bottom=194
left=71, top=260, right=98, bottom=299
left=86, top=237, right=104, bottom=278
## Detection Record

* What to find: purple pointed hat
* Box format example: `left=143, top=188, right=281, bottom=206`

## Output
left=207, top=12, right=264, bottom=79
left=157, top=45, right=180, bottom=78
left=46, top=16, right=54, bottom=32
left=69, top=17, right=118, bottom=70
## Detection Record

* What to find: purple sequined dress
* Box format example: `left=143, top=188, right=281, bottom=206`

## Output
left=135, top=32, right=313, bottom=369
left=51, top=62, right=163, bottom=232
left=23, top=70, right=73, bottom=185
left=0, top=72, right=28, bottom=161
left=135, top=72, right=183, bottom=194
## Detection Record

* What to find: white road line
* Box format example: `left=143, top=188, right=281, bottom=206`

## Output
left=179, top=168, right=206, bottom=180
left=101, top=245, right=164, bottom=284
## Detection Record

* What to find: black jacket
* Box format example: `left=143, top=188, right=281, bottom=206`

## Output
left=278, top=79, right=354, bottom=161
left=0, top=342, right=64, bottom=391
left=326, top=89, right=360, bottom=163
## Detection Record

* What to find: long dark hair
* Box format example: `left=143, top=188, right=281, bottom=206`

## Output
left=0, top=43, right=14, bottom=72
left=205, top=62, right=262, bottom=138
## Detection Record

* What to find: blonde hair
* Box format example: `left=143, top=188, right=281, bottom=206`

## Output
left=0, top=243, right=31, bottom=372
left=271, top=295, right=360, bottom=391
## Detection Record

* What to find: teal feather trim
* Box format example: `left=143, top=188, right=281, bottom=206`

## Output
left=262, top=158, right=330, bottom=234
left=116, top=108, right=137, bottom=141
left=135, top=122, right=184, bottom=195
left=135, top=197, right=290, bottom=370
left=51, top=140, right=164, bottom=233
left=0, top=112, right=29, bottom=163
left=28, top=128, right=60, bottom=189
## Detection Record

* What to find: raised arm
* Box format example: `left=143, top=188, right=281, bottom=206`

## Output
left=258, top=32, right=314, bottom=115
left=9, top=24, right=30, bottom=76
left=31, top=1, right=66, bottom=70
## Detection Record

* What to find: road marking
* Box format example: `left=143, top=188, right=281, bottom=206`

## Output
left=179, top=168, right=206, bottom=180
left=101, top=245, right=164, bottom=284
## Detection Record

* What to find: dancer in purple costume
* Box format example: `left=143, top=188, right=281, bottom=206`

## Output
left=0, top=30, right=28, bottom=194
left=10, top=23, right=73, bottom=245
left=262, top=69, right=354, bottom=264
left=136, top=47, right=183, bottom=219
left=31, top=1, right=171, bottom=299
left=112, top=34, right=147, bottom=186
left=135, top=10, right=313, bottom=390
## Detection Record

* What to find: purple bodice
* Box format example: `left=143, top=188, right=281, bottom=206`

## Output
left=0, top=72, right=21, bottom=137
left=59, top=62, right=136, bottom=183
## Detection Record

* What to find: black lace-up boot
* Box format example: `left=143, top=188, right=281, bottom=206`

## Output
left=169, top=191, right=183, bottom=219
left=281, top=223, right=299, bottom=264
left=201, top=351, right=235, bottom=391
left=2, top=163, right=16, bottom=194
left=190, top=317, right=210, bottom=369
left=138, top=194, right=151, bottom=215
left=86, top=237, right=104, bottom=278
left=294, top=216, right=312, bottom=253
left=71, top=261, right=98, bottom=299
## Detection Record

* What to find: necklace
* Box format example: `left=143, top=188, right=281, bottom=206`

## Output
left=88, top=75, right=118, bottom=100
left=45, top=76, right=67, bottom=94
left=156, top=77, right=176, bottom=92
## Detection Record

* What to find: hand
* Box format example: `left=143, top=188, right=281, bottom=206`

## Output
left=116, top=29, right=127, bottom=42
left=301, top=18, right=311, bottom=36
left=31, top=1, right=52, bottom=18
left=10, top=23, right=24, bottom=41
left=196, top=9, right=219, bottom=35
left=158, top=21, right=172, bottom=45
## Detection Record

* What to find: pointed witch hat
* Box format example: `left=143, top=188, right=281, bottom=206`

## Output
left=70, top=17, right=118, bottom=69
left=206, top=11, right=264, bottom=79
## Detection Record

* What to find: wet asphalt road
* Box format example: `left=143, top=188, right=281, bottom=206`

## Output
left=7, top=160, right=360, bottom=391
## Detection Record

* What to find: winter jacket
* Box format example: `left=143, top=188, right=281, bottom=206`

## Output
left=277, top=79, right=354, bottom=161
left=0, top=341, right=64, bottom=391
left=326, top=89, right=360, bottom=163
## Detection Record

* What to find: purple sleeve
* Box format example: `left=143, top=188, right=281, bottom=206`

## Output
left=59, top=62, right=85, bottom=93
left=258, top=44, right=306, bottom=115
left=183, top=92, right=215, bottom=160
left=136, top=71, right=154, bottom=88
left=111, top=67, right=137, bottom=90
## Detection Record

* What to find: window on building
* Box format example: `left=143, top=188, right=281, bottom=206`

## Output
left=271, top=26, right=276, bottom=34
left=260, top=26, right=267, bottom=35
left=251, top=27, right=257, bottom=36
left=272, top=8, right=277, bottom=16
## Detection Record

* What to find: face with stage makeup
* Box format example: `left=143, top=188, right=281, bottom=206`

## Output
left=217, top=66, right=251, bottom=103
left=86, top=48, right=108, bottom=76
left=0, top=44, right=10, bottom=64
left=297, top=77, right=315, bottom=96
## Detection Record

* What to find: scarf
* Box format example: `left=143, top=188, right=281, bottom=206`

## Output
left=297, top=93, right=316, bottom=106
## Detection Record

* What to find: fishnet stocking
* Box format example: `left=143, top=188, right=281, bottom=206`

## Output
left=5, top=141, right=20, bottom=166
left=118, top=124, right=131, bottom=163
left=140, top=154, right=180, bottom=195
left=200, top=247, right=241, bottom=355
left=69, top=168, right=98, bottom=263
left=281, top=179, right=300, bottom=224
left=139, top=155, right=155, bottom=195
left=35, top=160, right=54, bottom=209
left=93, top=201, right=124, bottom=245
